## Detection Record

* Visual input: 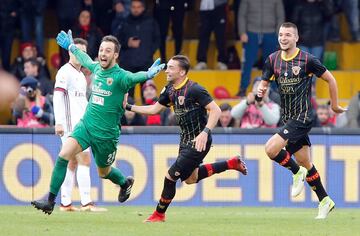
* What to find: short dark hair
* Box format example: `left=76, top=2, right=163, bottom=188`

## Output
left=220, top=103, right=232, bottom=112
left=171, top=55, right=190, bottom=74
left=101, top=35, right=121, bottom=53
left=280, top=22, right=298, bottom=33
left=73, top=38, right=88, bottom=48
left=24, top=58, right=39, bottom=68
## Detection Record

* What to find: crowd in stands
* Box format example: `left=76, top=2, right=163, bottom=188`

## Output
left=1, top=0, right=360, bottom=128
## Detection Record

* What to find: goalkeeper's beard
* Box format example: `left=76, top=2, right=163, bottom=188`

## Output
left=101, top=59, right=113, bottom=70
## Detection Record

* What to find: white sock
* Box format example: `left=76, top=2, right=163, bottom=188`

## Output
left=61, top=168, right=75, bottom=206
left=77, top=165, right=92, bottom=206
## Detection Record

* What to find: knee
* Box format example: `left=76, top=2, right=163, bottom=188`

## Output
left=58, top=150, right=70, bottom=160
left=265, top=141, right=278, bottom=159
left=99, top=172, right=107, bottom=178
left=77, top=153, right=91, bottom=166
left=98, top=167, right=110, bottom=178
left=296, top=159, right=311, bottom=169
left=184, top=175, right=197, bottom=185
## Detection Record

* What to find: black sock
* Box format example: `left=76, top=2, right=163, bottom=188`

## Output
left=156, top=177, right=176, bottom=214
left=48, top=192, right=56, bottom=203
left=273, top=149, right=300, bottom=174
left=306, top=165, right=328, bottom=201
left=197, top=161, right=228, bottom=182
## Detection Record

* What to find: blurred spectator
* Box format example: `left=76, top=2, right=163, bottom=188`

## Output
left=0, top=0, right=18, bottom=71
left=231, top=78, right=280, bottom=128
left=57, top=0, right=83, bottom=65
left=23, top=58, right=53, bottom=96
left=194, top=0, right=228, bottom=70
left=72, top=9, right=103, bottom=59
left=11, top=42, right=35, bottom=81
left=282, top=0, right=297, bottom=21
left=118, top=0, right=160, bottom=98
left=111, top=0, right=131, bottom=37
left=12, top=76, right=54, bottom=127
left=292, top=0, right=333, bottom=62
left=57, top=0, right=82, bottom=31
left=120, top=96, right=145, bottom=125
left=154, top=0, right=188, bottom=63
left=345, top=91, right=360, bottom=127
left=236, top=0, right=284, bottom=97
left=328, top=0, right=360, bottom=41
left=142, top=79, right=171, bottom=125
left=314, top=104, right=335, bottom=127
left=89, top=0, right=114, bottom=35
left=233, top=0, right=241, bottom=39
left=217, top=103, right=237, bottom=127
left=19, top=0, right=47, bottom=55
left=10, top=42, right=51, bottom=82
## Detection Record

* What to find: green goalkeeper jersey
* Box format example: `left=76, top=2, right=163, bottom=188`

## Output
left=72, top=47, right=148, bottom=140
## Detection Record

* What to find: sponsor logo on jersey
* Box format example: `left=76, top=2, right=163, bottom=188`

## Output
left=74, top=91, right=86, bottom=97
left=92, top=95, right=104, bottom=106
left=107, top=78, right=113, bottom=86
left=279, top=77, right=300, bottom=85
left=92, top=84, right=112, bottom=96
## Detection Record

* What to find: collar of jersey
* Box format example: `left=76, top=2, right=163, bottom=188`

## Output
left=174, top=77, right=189, bottom=90
left=281, top=48, right=300, bottom=61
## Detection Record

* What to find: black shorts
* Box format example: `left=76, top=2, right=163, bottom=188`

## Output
left=168, top=137, right=212, bottom=181
left=278, top=119, right=312, bottom=155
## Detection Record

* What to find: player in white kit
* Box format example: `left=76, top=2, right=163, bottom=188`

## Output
left=53, top=38, right=106, bottom=212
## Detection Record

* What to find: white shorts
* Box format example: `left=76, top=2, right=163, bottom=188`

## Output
left=61, top=132, right=90, bottom=153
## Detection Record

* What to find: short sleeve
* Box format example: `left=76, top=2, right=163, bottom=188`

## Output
left=191, top=83, right=213, bottom=107
left=158, top=86, right=171, bottom=107
left=307, top=54, right=327, bottom=77
left=54, top=68, right=68, bottom=90
left=262, top=56, right=274, bottom=81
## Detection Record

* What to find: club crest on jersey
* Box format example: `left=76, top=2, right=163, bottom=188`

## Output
left=292, top=66, right=301, bottom=76
left=106, top=78, right=113, bottom=86
left=178, top=96, right=185, bottom=105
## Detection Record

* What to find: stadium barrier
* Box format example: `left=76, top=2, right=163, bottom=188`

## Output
left=0, top=127, right=359, bottom=208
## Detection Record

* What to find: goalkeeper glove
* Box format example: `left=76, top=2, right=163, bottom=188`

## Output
left=56, top=30, right=75, bottom=52
left=147, top=58, right=165, bottom=79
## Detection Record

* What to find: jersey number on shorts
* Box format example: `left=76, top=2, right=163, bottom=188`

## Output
left=107, top=151, right=116, bottom=165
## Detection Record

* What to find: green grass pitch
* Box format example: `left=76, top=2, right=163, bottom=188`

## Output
left=1, top=206, right=359, bottom=236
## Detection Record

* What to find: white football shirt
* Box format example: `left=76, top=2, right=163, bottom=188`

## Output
left=54, top=63, right=88, bottom=135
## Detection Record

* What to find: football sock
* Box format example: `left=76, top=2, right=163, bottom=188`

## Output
left=104, top=167, right=127, bottom=187
left=306, top=165, right=328, bottom=201
left=273, top=149, right=300, bottom=174
left=49, top=157, right=69, bottom=201
left=156, top=177, right=176, bottom=214
left=77, top=165, right=92, bottom=206
left=197, top=161, right=229, bottom=182
left=60, top=167, right=75, bottom=206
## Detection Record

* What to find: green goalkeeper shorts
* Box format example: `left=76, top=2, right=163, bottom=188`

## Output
left=70, top=120, right=118, bottom=168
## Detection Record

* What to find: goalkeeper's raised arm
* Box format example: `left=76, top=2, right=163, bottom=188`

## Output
left=56, top=30, right=97, bottom=72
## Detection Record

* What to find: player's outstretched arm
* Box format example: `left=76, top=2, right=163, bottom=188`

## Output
left=125, top=58, right=165, bottom=88
left=320, top=70, right=347, bottom=113
left=125, top=102, right=166, bottom=115
left=56, top=30, right=97, bottom=71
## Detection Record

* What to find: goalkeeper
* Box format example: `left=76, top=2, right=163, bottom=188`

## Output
left=31, top=30, right=165, bottom=215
